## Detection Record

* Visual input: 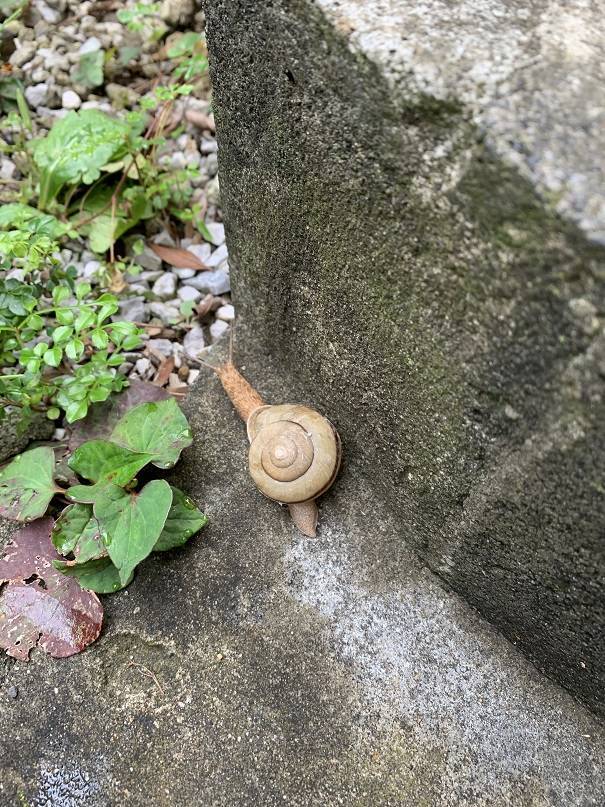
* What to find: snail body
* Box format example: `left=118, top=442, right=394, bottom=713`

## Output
left=211, top=360, right=341, bottom=537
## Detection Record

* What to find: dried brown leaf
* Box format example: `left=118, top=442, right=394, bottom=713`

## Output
left=185, top=109, right=215, bottom=132
left=149, top=243, right=208, bottom=270
left=0, top=518, right=103, bottom=659
left=152, top=356, right=175, bottom=387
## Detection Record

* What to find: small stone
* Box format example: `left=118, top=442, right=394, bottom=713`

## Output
left=152, top=230, right=176, bottom=247
left=7, top=686, right=18, bottom=700
left=118, top=362, right=134, bottom=375
left=178, top=364, right=190, bottom=381
left=117, top=297, right=148, bottom=323
left=178, top=285, right=201, bottom=302
left=172, top=268, right=197, bottom=280
left=188, top=369, right=200, bottom=384
left=183, top=268, right=230, bottom=296
left=187, top=243, right=212, bottom=263
left=183, top=325, right=206, bottom=360
left=0, top=158, right=16, bottom=180
left=168, top=372, right=181, bottom=387
left=139, top=270, right=164, bottom=282
left=135, top=357, right=152, bottom=378
left=152, top=272, right=177, bottom=300
left=206, top=152, right=219, bottom=177
left=80, top=36, right=102, bottom=54
left=150, top=302, right=180, bottom=324
left=160, top=0, right=195, bottom=27
left=81, top=260, right=101, bottom=281
left=25, top=83, right=49, bottom=108
left=210, top=319, right=229, bottom=343
left=206, top=243, right=228, bottom=268
left=147, top=339, right=174, bottom=357
left=205, top=222, right=225, bottom=246
left=105, top=83, right=140, bottom=109
left=33, top=0, right=62, bottom=23
left=9, top=41, right=37, bottom=68
left=53, top=428, right=66, bottom=441
left=62, top=89, right=82, bottom=110
left=133, top=245, right=163, bottom=272
left=216, top=304, right=235, bottom=322
left=206, top=175, right=220, bottom=205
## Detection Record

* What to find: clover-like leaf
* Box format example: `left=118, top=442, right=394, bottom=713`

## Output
left=94, top=479, right=172, bottom=584
left=53, top=556, right=130, bottom=594
left=153, top=486, right=207, bottom=552
left=69, top=439, right=151, bottom=486
left=51, top=503, right=106, bottom=564
left=110, top=398, right=193, bottom=469
left=0, top=447, right=56, bottom=521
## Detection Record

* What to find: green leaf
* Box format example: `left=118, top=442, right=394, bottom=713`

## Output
left=0, top=203, right=66, bottom=239
left=0, top=446, right=56, bottom=521
left=51, top=502, right=106, bottom=563
left=69, top=439, right=151, bottom=486
left=43, top=346, right=62, bottom=367
left=65, top=338, right=84, bottom=361
left=73, top=49, right=105, bottom=89
left=90, top=328, right=109, bottom=349
left=66, top=481, right=111, bottom=504
left=31, top=109, right=132, bottom=208
left=94, top=479, right=172, bottom=584
left=53, top=556, right=131, bottom=593
left=110, top=398, right=193, bottom=469
left=65, top=399, right=88, bottom=423
left=52, top=285, right=70, bottom=305
left=153, top=486, right=207, bottom=551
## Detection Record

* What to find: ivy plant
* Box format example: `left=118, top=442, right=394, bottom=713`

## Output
left=0, top=398, right=206, bottom=593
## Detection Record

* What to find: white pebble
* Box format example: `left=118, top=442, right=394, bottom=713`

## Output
left=178, top=285, right=201, bottom=302
left=62, top=90, right=82, bottom=110
left=210, top=319, right=229, bottom=343
left=216, top=304, right=234, bottom=322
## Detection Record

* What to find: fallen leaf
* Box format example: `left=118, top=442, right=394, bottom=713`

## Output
left=0, top=447, right=57, bottom=522
left=152, top=355, right=175, bottom=387
left=196, top=293, right=221, bottom=318
left=185, top=109, right=215, bottom=132
left=0, top=518, right=103, bottom=659
left=149, top=243, right=208, bottom=270
left=68, top=379, right=170, bottom=451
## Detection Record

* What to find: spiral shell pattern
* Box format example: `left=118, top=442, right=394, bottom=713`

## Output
left=247, top=404, right=340, bottom=504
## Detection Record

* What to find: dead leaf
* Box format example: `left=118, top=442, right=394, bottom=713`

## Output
left=0, top=519, right=103, bottom=660
left=196, top=294, right=222, bottom=318
left=149, top=243, right=209, bottom=270
left=68, top=379, right=171, bottom=451
left=152, top=356, right=175, bottom=387
left=185, top=109, right=216, bottom=132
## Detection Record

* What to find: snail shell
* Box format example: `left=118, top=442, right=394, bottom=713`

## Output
left=247, top=404, right=341, bottom=506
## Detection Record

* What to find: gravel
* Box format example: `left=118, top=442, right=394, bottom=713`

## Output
left=2, top=0, right=235, bottom=400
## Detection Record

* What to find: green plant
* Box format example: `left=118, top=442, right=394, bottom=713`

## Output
left=0, top=398, right=207, bottom=592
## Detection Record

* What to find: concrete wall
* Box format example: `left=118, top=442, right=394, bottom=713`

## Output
left=203, top=0, right=605, bottom=716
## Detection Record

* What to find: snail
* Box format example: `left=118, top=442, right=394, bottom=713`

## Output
left=206, top=357, right=341, bottom=537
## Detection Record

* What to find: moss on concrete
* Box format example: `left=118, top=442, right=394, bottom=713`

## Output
left=204, top=0, right=605, bottom=716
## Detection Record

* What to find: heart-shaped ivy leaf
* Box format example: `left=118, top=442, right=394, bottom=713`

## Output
left=110, top=398, right=193, bottom=469
left=94, top=479, right=173, bottom=584
left=153, top=486, right=207, bottom=552
left=51, top=503, right=107, bottom=564
left=66, top=481, right=113, bottom=504
left=53, top=556, right=130, bottom=594
left=69, top=439, right=151, bottom=486
left=0, top=447, right=56, bottom=521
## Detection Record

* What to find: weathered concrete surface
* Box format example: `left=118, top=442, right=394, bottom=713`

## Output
left=203, top=0, right=605, bottom=715
left=1, top=357, right=605, bottom=805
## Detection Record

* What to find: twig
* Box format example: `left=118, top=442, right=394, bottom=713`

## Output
left=127, top=660, right=165, bottom=696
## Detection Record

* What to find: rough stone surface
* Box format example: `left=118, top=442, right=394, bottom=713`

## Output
left=203, top=0, right=605, bottom=716
left=0, top=409, right=55, bottom=463
left=0, top=353, right=604, bottom=805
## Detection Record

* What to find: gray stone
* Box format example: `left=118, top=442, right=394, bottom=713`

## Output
left=182, top=267, right=230, bottom=296
left=149, top=302, right=180, bottom=324
left=24, top=83, right=49, bottom=108
left=209, top=318, right=229, bottom=343
left=177, top=285, right=201, bottom=302
left=81, top=260, right=101, bottom=282
left=204, top=222, right=225, bottom=246
left=160, top=0, right=195, bottom=26
left=187, top=242, right=212, bottom=263
left=147, top=338, right=174, bottom=357
left=172, top=267, right=197, bottom=280
left=183, top=325, right=206, bottom=359
left=115, top=297, right=148, bottom=324
left=205, top=243, right=228, bottom=268
left=32, top=0, right=62, bottom=23
left=134, top=357, right=152, bottom=378
left=132, top=245, right=163, bottom=272
left=0, top=357, right=604, bottom=804
left=204, top=0, right=605, bottom=717
left=9, top=41, right=37, bottom=68
left=151, top=272, right=177, bottom=300
left=6, top=686, right=18, bottom=700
